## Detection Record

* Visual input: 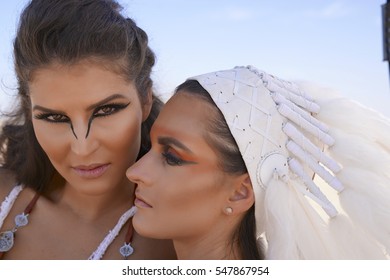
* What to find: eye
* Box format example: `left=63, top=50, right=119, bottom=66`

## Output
left=162, top=147, right=184, bottom=166
left=34, top=113, right=70, bottom=123
left=93, top=102, right=130, bottom=118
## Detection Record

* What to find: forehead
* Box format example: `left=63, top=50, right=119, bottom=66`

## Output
left=155, top=93, right=213, bottom=133
left=151, top=93, right=220, bottom=154
left=28, top=60, right=138, bottom=106
left=30, top=57, right=129, bottom=81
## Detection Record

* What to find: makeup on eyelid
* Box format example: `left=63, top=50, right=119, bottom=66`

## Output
left=161, top=146, right=197, bottom=166
left=33, top=102, right=131, bottom=122
left=33, top=101, right=131, bottom=138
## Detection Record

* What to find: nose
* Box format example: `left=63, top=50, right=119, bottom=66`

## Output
left=70, top=121, right=99, bottom=156
left=126, top=151, right=154, bottom=186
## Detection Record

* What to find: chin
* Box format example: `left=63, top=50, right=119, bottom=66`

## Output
left=72, top=180, right=115, bottom=196
left=133, top=215, right=165, bottom=239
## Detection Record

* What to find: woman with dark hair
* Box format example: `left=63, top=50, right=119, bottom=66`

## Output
left=127, top=66, right=390, bottom=259
left=0, top=0, right=175, bottom=259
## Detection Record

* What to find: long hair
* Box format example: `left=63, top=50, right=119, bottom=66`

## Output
left=0, top=0, right=162, bottom=191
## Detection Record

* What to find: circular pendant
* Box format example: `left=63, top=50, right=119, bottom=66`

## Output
left=15, top=213, right=29, bottom=227
left=119, top=243, right=134, bottom=258
left=0, top=231, right=15, bottom=252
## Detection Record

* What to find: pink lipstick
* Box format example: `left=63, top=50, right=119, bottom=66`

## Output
left=72, top=163, right=110, bottom=179
left=134, top=196, right=152, bottom=208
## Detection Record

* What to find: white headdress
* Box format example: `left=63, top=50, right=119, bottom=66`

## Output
left=190, top=66, right=390, bottom=259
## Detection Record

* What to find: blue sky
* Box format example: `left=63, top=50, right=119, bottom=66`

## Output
left=1, top=0, right=389, bottom=117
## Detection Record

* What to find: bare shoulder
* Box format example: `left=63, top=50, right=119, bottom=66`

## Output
left=0, top=167, right=17, bottom=202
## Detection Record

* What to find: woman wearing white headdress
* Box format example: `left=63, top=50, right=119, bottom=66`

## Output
left=126, top=66, right=390, bottom=259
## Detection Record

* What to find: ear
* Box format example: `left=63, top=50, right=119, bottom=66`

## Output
left=225, top=174, right=254, bottom=215
left=142, top=89, right=153, bottom=122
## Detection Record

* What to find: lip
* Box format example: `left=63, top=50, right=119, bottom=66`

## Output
left=134, top=194, right=152, bottom=208
left=72, top=163, right=110, bottom=179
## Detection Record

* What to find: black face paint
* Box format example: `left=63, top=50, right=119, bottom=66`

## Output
left=85, top=116, right=94, bottom=139
left=70, top=123, right=78, bottom=139
left=83, top=101, right=132, bottom=138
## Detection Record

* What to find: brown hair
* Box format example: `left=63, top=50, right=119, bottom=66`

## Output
left=174, top=80, right=264, bottom=260
left=0, top=0, right=162, bottom=191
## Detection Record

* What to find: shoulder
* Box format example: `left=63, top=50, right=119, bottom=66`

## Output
left=0, top=167, right=18, bottom=202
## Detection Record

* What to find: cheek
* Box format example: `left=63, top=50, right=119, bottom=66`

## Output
left=163, top=183, right=221, bottom=216
left=103, top=113, right=143, bottom=162
left=32, top=121, right=70, bottom=162
left=161, top=168, right=223, bottom=206
left=151, top=170, right=225, bottom=234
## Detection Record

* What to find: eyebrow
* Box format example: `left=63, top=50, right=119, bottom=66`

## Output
left=32, top=105, right=65, bottom=114
left=86, top=94, right=129, bottom=111
left=32, top=93, right=129, bottom=113
left=157, top=136, right=194, bottom=154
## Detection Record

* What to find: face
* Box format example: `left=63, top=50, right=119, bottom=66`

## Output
left=126, top=93, right=237, bottom=241
left=29, top=60, right=150, bottom=195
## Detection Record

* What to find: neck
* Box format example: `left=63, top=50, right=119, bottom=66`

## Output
left=173, top=223, right=241, bottom=260
left=55, top=177, right=135, bottom=222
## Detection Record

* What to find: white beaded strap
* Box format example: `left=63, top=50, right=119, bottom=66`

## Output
left=0, top=185, right=24, bottom=229
left=278, top=103, right=335, bottom=146
left=263, top=75, right=320, bottom=113
left=286, top=140, right=344, bottom=192
left=88, top=206, right=137, bottom=260
left=283, top=123, right=341, bottom=173
left=271, top=91, right=330, bottom=133
left=289, top=158, right=338, bottom=217
left=261, top=70, right=312, bottom=100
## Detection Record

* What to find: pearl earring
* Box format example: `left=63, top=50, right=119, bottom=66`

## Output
left=225, top=207, right=233, bottom=215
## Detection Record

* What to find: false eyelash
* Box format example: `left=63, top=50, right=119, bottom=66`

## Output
left=33, top=113, right=70, bottom=123
left=162, top=150, right=184, bottom=166
left=92, top=102, right=131, bottom=118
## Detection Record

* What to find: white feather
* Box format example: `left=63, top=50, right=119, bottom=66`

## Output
left=264, top=178, right=332, bottom=259
left=297, top=81, right=390, bottom=256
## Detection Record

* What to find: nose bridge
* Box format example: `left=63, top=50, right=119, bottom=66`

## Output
left=127, top=151, right=155, bottom=185
left=70, top=119, right=98, bottom=155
